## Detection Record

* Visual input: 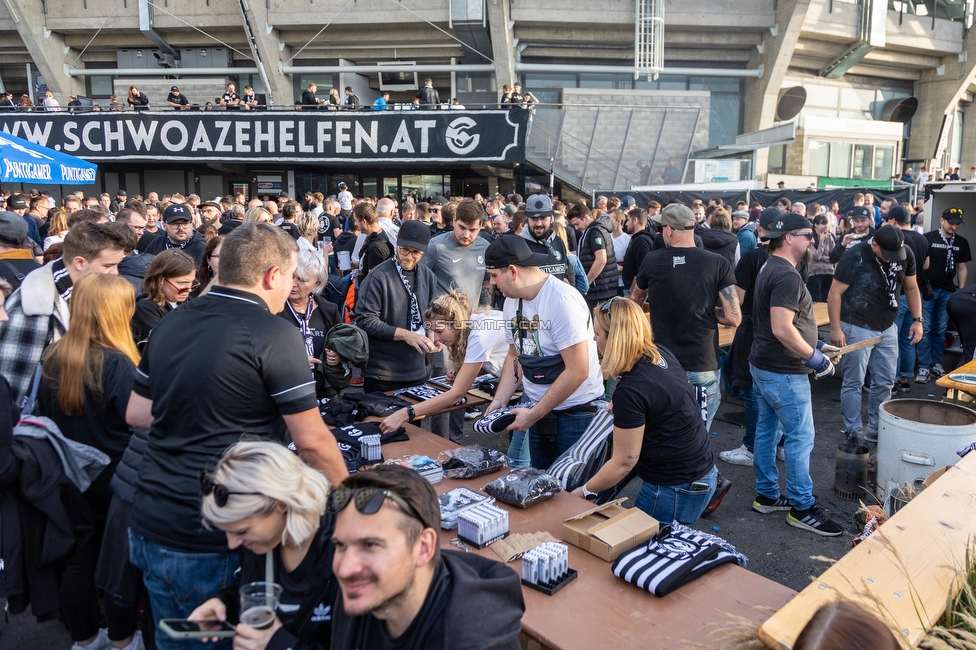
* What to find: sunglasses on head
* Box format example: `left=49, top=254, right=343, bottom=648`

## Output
left=599, top=297, right=620, bottom=315
left=326, top=486, right=429, bottom=529
left=200, top=472, right=265, bottom=508
left=946, top=208, right=964, bottom=216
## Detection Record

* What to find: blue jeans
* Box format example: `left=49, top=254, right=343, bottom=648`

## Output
left=750, top=364, right=816, bottom=511
left=635, top=465, right=718, bottom=525
left=895, top=295, right=917, bottom=379
left=742, top=385, right=784, bottom=454
left=507, top=429, right=531, bottom=467
left=528, top=407, right=598, bottom=470
left=918, top=288, right=952, bottom=369
left=686, top=369, right=720, bottom=433
left=129, top=530, right=240, bottom=650
left=840, top=322, right=898, bottom=437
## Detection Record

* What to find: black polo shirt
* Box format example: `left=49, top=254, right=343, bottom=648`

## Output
left=130, top=286, right=318, bottom=552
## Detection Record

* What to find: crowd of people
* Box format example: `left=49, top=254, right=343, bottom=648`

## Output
left=0, top=182, right=969, bottom=650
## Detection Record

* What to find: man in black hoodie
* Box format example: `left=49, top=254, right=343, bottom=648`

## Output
left=698, top=207, right=739, bottom=268
left=622, top=207, right=654, bottom=290
left=331, top=465, right=524, bottom=650
left=144, top=204, right=207, bottom=265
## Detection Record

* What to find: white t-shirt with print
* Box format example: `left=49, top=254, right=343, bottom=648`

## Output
left=502, top=275, right=604, bottom=408
left=337, top=191, right=353, bottom=211
left=464, top=311, right=509, bottom=376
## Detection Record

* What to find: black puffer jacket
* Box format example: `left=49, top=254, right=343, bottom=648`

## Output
left=698, top=227, right=738, bottom=267
left=577, top=215, right=618, bottom=300
left=109, top=426, right=150, bottom=504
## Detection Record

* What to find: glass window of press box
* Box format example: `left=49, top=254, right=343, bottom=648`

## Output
left=521, top=72, right=743, bottom=148
left=808, top=141, right=895, bottom=179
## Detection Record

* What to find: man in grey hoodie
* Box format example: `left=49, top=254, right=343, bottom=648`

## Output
left=356, top=221, right=438, bottom=393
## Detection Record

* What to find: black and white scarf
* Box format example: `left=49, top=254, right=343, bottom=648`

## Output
left=164, top=236, right=192, bottom=251
left=286, top=299, right=315, bottom=356
left=940, top=229, right=956, bottom=274
left=873, top=245, right=900, bottom=309
left=394, top=258, right=424, bottom=333
left=51, top=258, right=73, bottom=302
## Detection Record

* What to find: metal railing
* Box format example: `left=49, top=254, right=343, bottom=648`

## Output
left=889, top=0, right=974, bottom=27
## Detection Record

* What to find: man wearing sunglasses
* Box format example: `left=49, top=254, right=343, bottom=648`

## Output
left=829, top=225, right=922, bottom=444
left=143, top=203, right=207, bottom=265
left=750, top=212, right=843, bottom=537
left=331, top=465, right=524, bottom=649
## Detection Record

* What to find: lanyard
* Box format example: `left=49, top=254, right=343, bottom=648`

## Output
left=287, top=299, right=316, bottom=356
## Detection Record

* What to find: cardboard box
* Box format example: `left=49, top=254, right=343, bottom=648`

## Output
left=923, top=465, right=954, bottom=488
left=561, top=498, right=659, bottom=562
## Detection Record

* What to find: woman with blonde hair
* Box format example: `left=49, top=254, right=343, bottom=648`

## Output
left=42, top=90, right=60, bottom=111
left=43, top=208, right=69, bottom=251
left=188, top=440, right=336, bottom=649
left=36, top=274, right=143, bottom=650
left=295, top=210, right=319, bottom=252
left=244, top=205, right=274, bottom=224
left=571, top=298, right=718, bottom=524
left=381, top=291, right=508, bottom=435
left=131, top=249, right=196, bottom=346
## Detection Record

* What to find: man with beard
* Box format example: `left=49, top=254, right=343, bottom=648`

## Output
left=198, top=200, right=223, bottom=228
left=331, top=465, right=524, bottom=650
left=519, top=194, right=576, bottom=287
left=621, top=208, right=655, bottom=290
left=144, top=204, right=207, bottom=265
left=356, top=222, right=437, bottom=392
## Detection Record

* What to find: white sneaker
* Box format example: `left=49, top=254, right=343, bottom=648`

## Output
left=932, top=363, right=947, bottom=378
left=776, top=446, right=786, bottom=462
left=915, top=368, right=930, bottom=384
left=71, top=629, right=111, bottom=650
left=718, top=444, right=754, bottom=466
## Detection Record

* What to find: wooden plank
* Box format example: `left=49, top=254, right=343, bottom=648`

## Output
left=937, top=358, right=976, bottom=393
left=759, top=451, right=976, bottom=648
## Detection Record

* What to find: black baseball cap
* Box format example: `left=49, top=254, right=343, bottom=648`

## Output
left=759, top=207, right=784, bottom=230
left=116, top=189, right=127, bottom=196
left=171, top=86, right=179, bottom=92
left=887, top=206, right=910, bottom=224
left=943, top=207, right=964, bottom=224
left=873, top=225, right=906, bottom=261
left=849, top=206, right=872, bottom=220
left=397, top=221, right=431, bottom=253
left=344, top=86, right=353, bottom=92
left=163, top=203, right=192, bottom=223
left=7, top=194, right=27, bottom=210
left=761, top=213, right=812, bottom=241
left=485, top=234, right=549, bottom=269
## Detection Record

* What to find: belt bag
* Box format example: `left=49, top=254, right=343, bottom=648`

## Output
left=518, top=352, right=565, bottom=385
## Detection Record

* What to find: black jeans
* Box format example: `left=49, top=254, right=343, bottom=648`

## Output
left=806, top=274, right=833, bottom=303
left=61, top=492, right=107, bottom=642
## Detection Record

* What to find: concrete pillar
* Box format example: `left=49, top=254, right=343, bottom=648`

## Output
left=487, top=0, right=515, bottom=97
left=2, top=0, right=85, bottom=103
left=742, top=0, right=811, bottom=179
left=236, top=0, right=292, bottom=108
left=908, top=32, right=976, bottom=171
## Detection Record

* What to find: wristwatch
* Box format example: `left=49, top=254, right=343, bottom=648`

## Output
left=406, top=405, right=416, bottom=420
left=580, top=483, right=598, bottom=501
left=912, top=317, right=924, bottom=323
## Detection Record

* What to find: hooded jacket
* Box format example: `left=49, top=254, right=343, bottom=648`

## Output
left=736, top=222, right=758, bottom=256
left=117, top=252, right=155, bottom=294
left=577, top=214, right=618, bottom=300
left=622, top=228, right=656, bottom=288
left=698, top=226, right=738, bottom=268
left=332, top=549, right=525, bottom=650
left=320, top=323, right=369, bottom=398
left=210, top=515, right=338, bottom=650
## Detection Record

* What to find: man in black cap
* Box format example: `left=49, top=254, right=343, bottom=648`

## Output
left=110, top=189, right=127, bottom=214
left=198, top=200, right=223, bottom=228
left=356, top=221, right=437, bottom=393
left=885, top=206, right=931, bottom=392
left=483, top=235, right=605, bottom=470
left=916, top=207, right=971, bottom=382
left=829, top=205, right=875, bottom=263
left=166, top=86, right=190, bottom=110
left=144, top=203, right=207, bottom=264
left=829, top=225, right=923, bottom=443
left=343, top=86, right=360, bottom=110
left=750, top=212, right=842, bottom=536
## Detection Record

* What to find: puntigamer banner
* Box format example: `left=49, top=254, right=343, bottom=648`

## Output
left=0, top=109, right=527, bottom=164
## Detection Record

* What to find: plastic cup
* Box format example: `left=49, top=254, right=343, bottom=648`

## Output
left=239, top=582, right=282, bottom=629
left=338, top=250, right=351, bottom=270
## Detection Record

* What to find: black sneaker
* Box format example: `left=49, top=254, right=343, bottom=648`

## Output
left=752, top=493, right=791, bottom=514
left=787, top=505, right=844, bottom=537
left=699, top=474, right=731, bottom=519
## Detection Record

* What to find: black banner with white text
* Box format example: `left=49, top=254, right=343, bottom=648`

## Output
left=0, top=109, right=527, bottom=165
